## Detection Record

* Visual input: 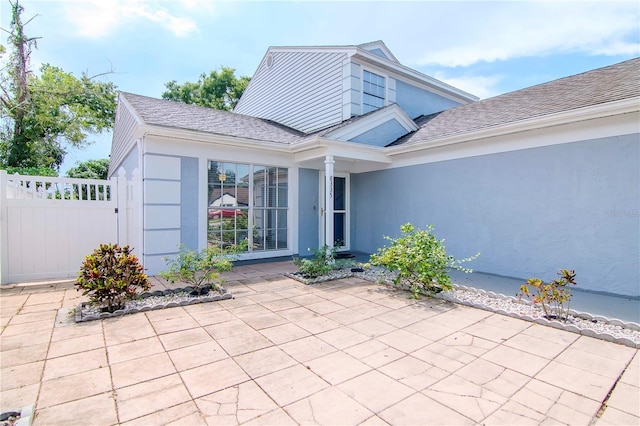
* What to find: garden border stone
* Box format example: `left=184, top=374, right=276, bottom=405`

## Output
left=74, top=287, right=232, bottom=322
left=291, top=265, right=640, bottom=349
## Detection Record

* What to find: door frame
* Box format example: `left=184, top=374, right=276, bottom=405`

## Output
left=318, top=171, right=350, bottom=251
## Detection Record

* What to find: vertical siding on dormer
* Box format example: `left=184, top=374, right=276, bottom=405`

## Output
left=235, top=51, right=346, bottom=133
left=342, top=61, right=361, bottom=120
left=109, top=100, right=139, bottom=177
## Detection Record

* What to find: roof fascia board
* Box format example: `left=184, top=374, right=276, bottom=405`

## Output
left=138, top=125, right=294, bottom=153
left=138, top=124, right=391, bottom=164
left=352, top=50, right=478, bottom=103
left=267, top=45, right=357, bottom=56
left=325, top=104, right=418, bottom=141
left=387, top=97, right=640, bottom=156
left=293, top=136, right=391, bottom=164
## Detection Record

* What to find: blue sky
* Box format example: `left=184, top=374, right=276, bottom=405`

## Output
left=1, top=0, right=638, bottom=174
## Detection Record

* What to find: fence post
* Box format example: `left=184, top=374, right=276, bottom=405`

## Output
left=115, top=168, right=128, bottom=246
left=130, top=168, right=142, bottom=256
left=0, top=171, right=9, bottom=284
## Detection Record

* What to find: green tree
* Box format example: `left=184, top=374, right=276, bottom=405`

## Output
left=66, top=158, right=110, bottom=180
left=0, top=1, right=117, bottom=174
left=162, top=67, right=250, bottom=111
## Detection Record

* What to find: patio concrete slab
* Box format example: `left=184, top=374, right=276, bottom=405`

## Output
left=1, top=260, right=638, bottom=425
left=195, top=381, right=278, bottom=424
left=284, top=387, right=373, bottom=425
left=34, top=392, right=118, bottom=426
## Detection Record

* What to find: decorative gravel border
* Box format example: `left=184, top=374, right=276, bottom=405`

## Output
left=442, top=283, right=640, bottom=349
left=74, top=287, right=232, bottom=322
left=285, top=270, right=353, bottom=285
left=0, top=405, right=33, bottom=426
left=287, top=266, right=640, bottom=349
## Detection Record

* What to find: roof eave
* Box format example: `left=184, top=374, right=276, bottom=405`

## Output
left=138, top=124, right=295, bottom=153
left=386, top=97, right=640, bottom=156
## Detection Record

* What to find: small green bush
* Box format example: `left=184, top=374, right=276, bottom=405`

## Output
left=161, top=243, right=244, bottom=293
left=292, top=245, right=339, bottom=279
left=518, top=269, right=577, bottom=321
left=370, top=223, right=479, bottom=299
left=76, top=244, right=150, bottom=312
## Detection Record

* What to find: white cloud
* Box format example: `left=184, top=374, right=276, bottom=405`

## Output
left=434, top=72, right=504, bottom=100
left=63, top=0, right=199, bottom=38
left=416, top=2, right=640, bottom=67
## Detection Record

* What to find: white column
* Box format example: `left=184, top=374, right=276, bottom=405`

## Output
left=324, top=155, right=335, bottom=249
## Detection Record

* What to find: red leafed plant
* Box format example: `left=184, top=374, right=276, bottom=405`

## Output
left=76, top=244, right=150, bottom=313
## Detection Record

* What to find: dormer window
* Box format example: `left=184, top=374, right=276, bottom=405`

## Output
left=363, top=70, right=385, bottom=113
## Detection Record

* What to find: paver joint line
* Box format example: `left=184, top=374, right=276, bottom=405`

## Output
left=1, top=261, right=638, bottom=426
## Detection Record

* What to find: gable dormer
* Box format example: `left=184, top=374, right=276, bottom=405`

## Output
left=234, top=41, right=478, bottom=134
left=357, top=40, right=400, bottom=63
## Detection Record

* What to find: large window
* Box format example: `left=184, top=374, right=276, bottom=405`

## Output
left=363, top=70, right=385, bottom=113
left=208, top=161, right=288, bottom=253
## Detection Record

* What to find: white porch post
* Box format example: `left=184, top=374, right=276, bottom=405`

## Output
left=324, top=155, right=335, bottom=249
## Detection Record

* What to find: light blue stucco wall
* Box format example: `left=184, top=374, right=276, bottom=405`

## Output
left=349, top=119, right=408, bottom=147
left=180, top=157, right=199, bottom=251
left=298, top=168, right=319, bottom=254
left=351, top=134, right=640, bottom=297
left=395, top=80, right=462, bottom=119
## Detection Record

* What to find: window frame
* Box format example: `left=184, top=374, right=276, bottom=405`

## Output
left=362, top=69, right=386, bottom=114
left=207, top=161, right=289, bottom=254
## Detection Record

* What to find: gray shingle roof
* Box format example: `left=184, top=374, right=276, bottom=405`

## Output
left=396, top=57, right=640, bottom=147
left=121, top=92, right=304, bottom=144
left=121, top=58, right=639, bottom=150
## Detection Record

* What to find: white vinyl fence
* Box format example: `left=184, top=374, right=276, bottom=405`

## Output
left=0, top=169, right=141, bottom=284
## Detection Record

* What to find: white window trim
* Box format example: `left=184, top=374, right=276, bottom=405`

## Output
left=204, top=160, right=296, bottom=259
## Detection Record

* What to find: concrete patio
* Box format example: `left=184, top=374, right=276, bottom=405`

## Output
left=1, top=261, right=638, bottom=425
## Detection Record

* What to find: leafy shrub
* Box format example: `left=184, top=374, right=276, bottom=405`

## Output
left=370, top=223, right=479, bottom=299
left=76, top=244, right=150, bottom=312
left=161, top=243, right=244, bottom=294
left=292, top=245, right=341, bottom=278
left=518, top=269, right=577, bottom=321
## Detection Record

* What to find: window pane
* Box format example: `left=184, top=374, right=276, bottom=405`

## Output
left=334, top=177, right=345, bottom=210
left=278, top=187, right=287, bottom=207
left=253, top=166, right=265, bottom=207
left=209, top=161, right=223, bottom=184
left=253, top=209, right=265, bottom=230
left=267, top=186, right=277, bottom=208
left=277, top=209, right=287, bottom=228
left=237, top=231, right=249, bottom=251
left=266, top=209, right=277, bottom=229
left=266, top=230, right=276, bottom=250
left=267, top=167, right=277, bottom=187
left=237, top=164, right=249, bottom=207
left=334, top=212, right=345, bottom=247
left=254, top=228, right=265, bottom=251
left=222, top=184, right=236, bottom=202
left=221, top=163, right=236, bottom=184
left=221, top=231, right=235, bottom=248
left=277, top=229, right=287, bottom=249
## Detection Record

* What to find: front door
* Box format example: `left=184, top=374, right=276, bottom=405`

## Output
left=319, top=172, right=350, bottom=250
